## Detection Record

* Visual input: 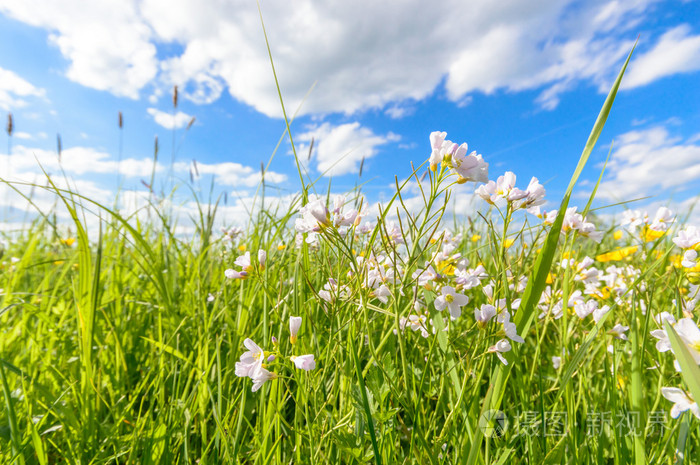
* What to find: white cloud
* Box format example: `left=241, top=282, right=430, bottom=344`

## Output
left=2, top=144, right=286, bottom=188
left=0, top=143, right=290, bottom=234
left=147, top=108, right=194, bottom=130
left=174, top=160, right=287, bottom=188
left=4, top=145, right=157, bottom=178
left=623, top=25, right=700, bottom=89
left=296, top=122, right=398, bottom=177
left=596, top=125, right=700, bottom=201
left=0, top=0, right=156, bottom=98
left=384, top=104, right=414, bottom=119
left=0, top=67, right=46, bottom=110
left=13, top=132, right=32, bottom=140
left=2, top=0, right=693, bottom=116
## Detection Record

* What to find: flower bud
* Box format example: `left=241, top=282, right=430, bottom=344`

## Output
left=289, top=316, right=302, bottom=344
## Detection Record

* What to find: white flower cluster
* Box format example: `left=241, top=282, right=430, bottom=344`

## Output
left=235, top=316, right=316, bottom=392
left=428, top=131, right=489, bottom=183
left=529, top=206, right=603, bottom=243
left=476, top=171, right=546, bottom=211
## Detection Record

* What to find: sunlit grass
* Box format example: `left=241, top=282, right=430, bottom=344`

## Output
left=1, top=40, right=700, bottom=465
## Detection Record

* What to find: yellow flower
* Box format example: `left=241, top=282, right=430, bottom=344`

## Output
left=642, top=227, right=664, bottom=242
left=613, top=230, right=623, bottom=240
left=546, top=273, right=554, bottom=284
left=277, top=243, right=286, bottom=251
left=437, top=262, right=456, bottom=276
left=596, top=246, right=638, bottom=263
left=616, top=374, right=626, bottom=390
left=687, top=272, right=700, bottom=285
left=238, top=244, right=247, bottom=252
left=61, top=237, right=76, bottom=246
left=471, top=234, right=481, bottom=242
left=504, top=238, right=515, bottom=249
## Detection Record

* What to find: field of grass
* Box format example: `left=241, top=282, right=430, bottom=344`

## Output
left=2, top=48, right=700, bottom=465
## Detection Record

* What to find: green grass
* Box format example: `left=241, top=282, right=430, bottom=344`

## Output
left=1, top=45, right=700, bottom=464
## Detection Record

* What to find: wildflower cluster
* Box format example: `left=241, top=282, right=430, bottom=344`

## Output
left=222, top=130, right=700, bottom=456
left=235, top=316, right=316, bottom=392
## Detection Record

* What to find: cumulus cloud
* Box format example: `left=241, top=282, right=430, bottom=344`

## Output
left=1, top=0, right=693, bottom=116
left=296, top=122, right=399, bottom=177
left=147, top=108, right=194, bottom=129
left=0, top=67, right=46, bottom=110
left=623, top=25, right=700, bottom=89
left=0, top=0, right=157, bottom=98
left=596, top=125, right=700, bottom=201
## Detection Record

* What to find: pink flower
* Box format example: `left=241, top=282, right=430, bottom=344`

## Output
left=290, top=354, right=316, bottom=371
left=452, top=146, right=489, bottom=184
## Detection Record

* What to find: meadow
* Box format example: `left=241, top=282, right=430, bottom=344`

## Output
left=1, top=47, right=700, bottom=465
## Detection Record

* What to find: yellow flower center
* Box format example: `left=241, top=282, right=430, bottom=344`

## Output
left=445, top=294, right=454, bottom=303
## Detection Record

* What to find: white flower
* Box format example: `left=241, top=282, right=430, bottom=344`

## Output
left=289, top=316, right=302, bottom=344
left=578, top=221, right=603, bottom=243
left=620, top=210, right=647, bottom=231
left=561, top=207, right=584, bottom=231
left=592, top=305, right=611, bottom=324
left=413, top=265, right=440, bottom=289
left=452, top=146, right=489, bottom=184
left=656, top=312, right=677, bottom=326
left=318, top=278, right=350, bottom=303
left=296, top=195, right=331, bottom=233
left=498, top=172, right=527, bottom=201
left=251, top=367, right=277, bottom=392
left=221, top=226, right=244, bottom=241
left=475, top=181, right=497, bottom=204
left=290, top=354, right=316, bottom=371
left=514, top=177, right=546, bottom=210
left=477, top=171, right=528, bottom=204
left=574, top=299, right=599, bottom=319
left=488, top=339, right=512, bottom=365
left=234, top=251, right=253, bottom=272
left=474, top=304, right=497, bottom=327
left=455, top=265, right=487, bottom=289
left=608, top=324, right=629, bottom=340
left=235, top=338, right=265, bottom=378
left=370, top=284, right=392, bottom=304
left=503, top=321, right=525, bottom=343
left=429, top=131, right=448, bottom=170
left=572, top=257, right=600, bottom=285
left=498, top=310, right=525, bottom=343
left=674, top=226, right=700, bottom=249
left=434, top=285, right=469, bottom=319
left=225, top=268, right=248, bottom=279
left=673, top=318, right=700, bottom=363
left=258, top=250, right=267, bottom=268
left=649, top=206, right=674, bottom=231
left=661, top=387, right=700, bottom=419
left=399, top=314, right=430, bottom=338
left=651, top=318, right=700, bottom=369
left=682, top=250, right=698, bottom=269
left=552, top=356, right=562, bottom=370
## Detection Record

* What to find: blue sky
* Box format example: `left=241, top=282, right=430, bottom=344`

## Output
left=0, top=0, right=699, bottom=229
